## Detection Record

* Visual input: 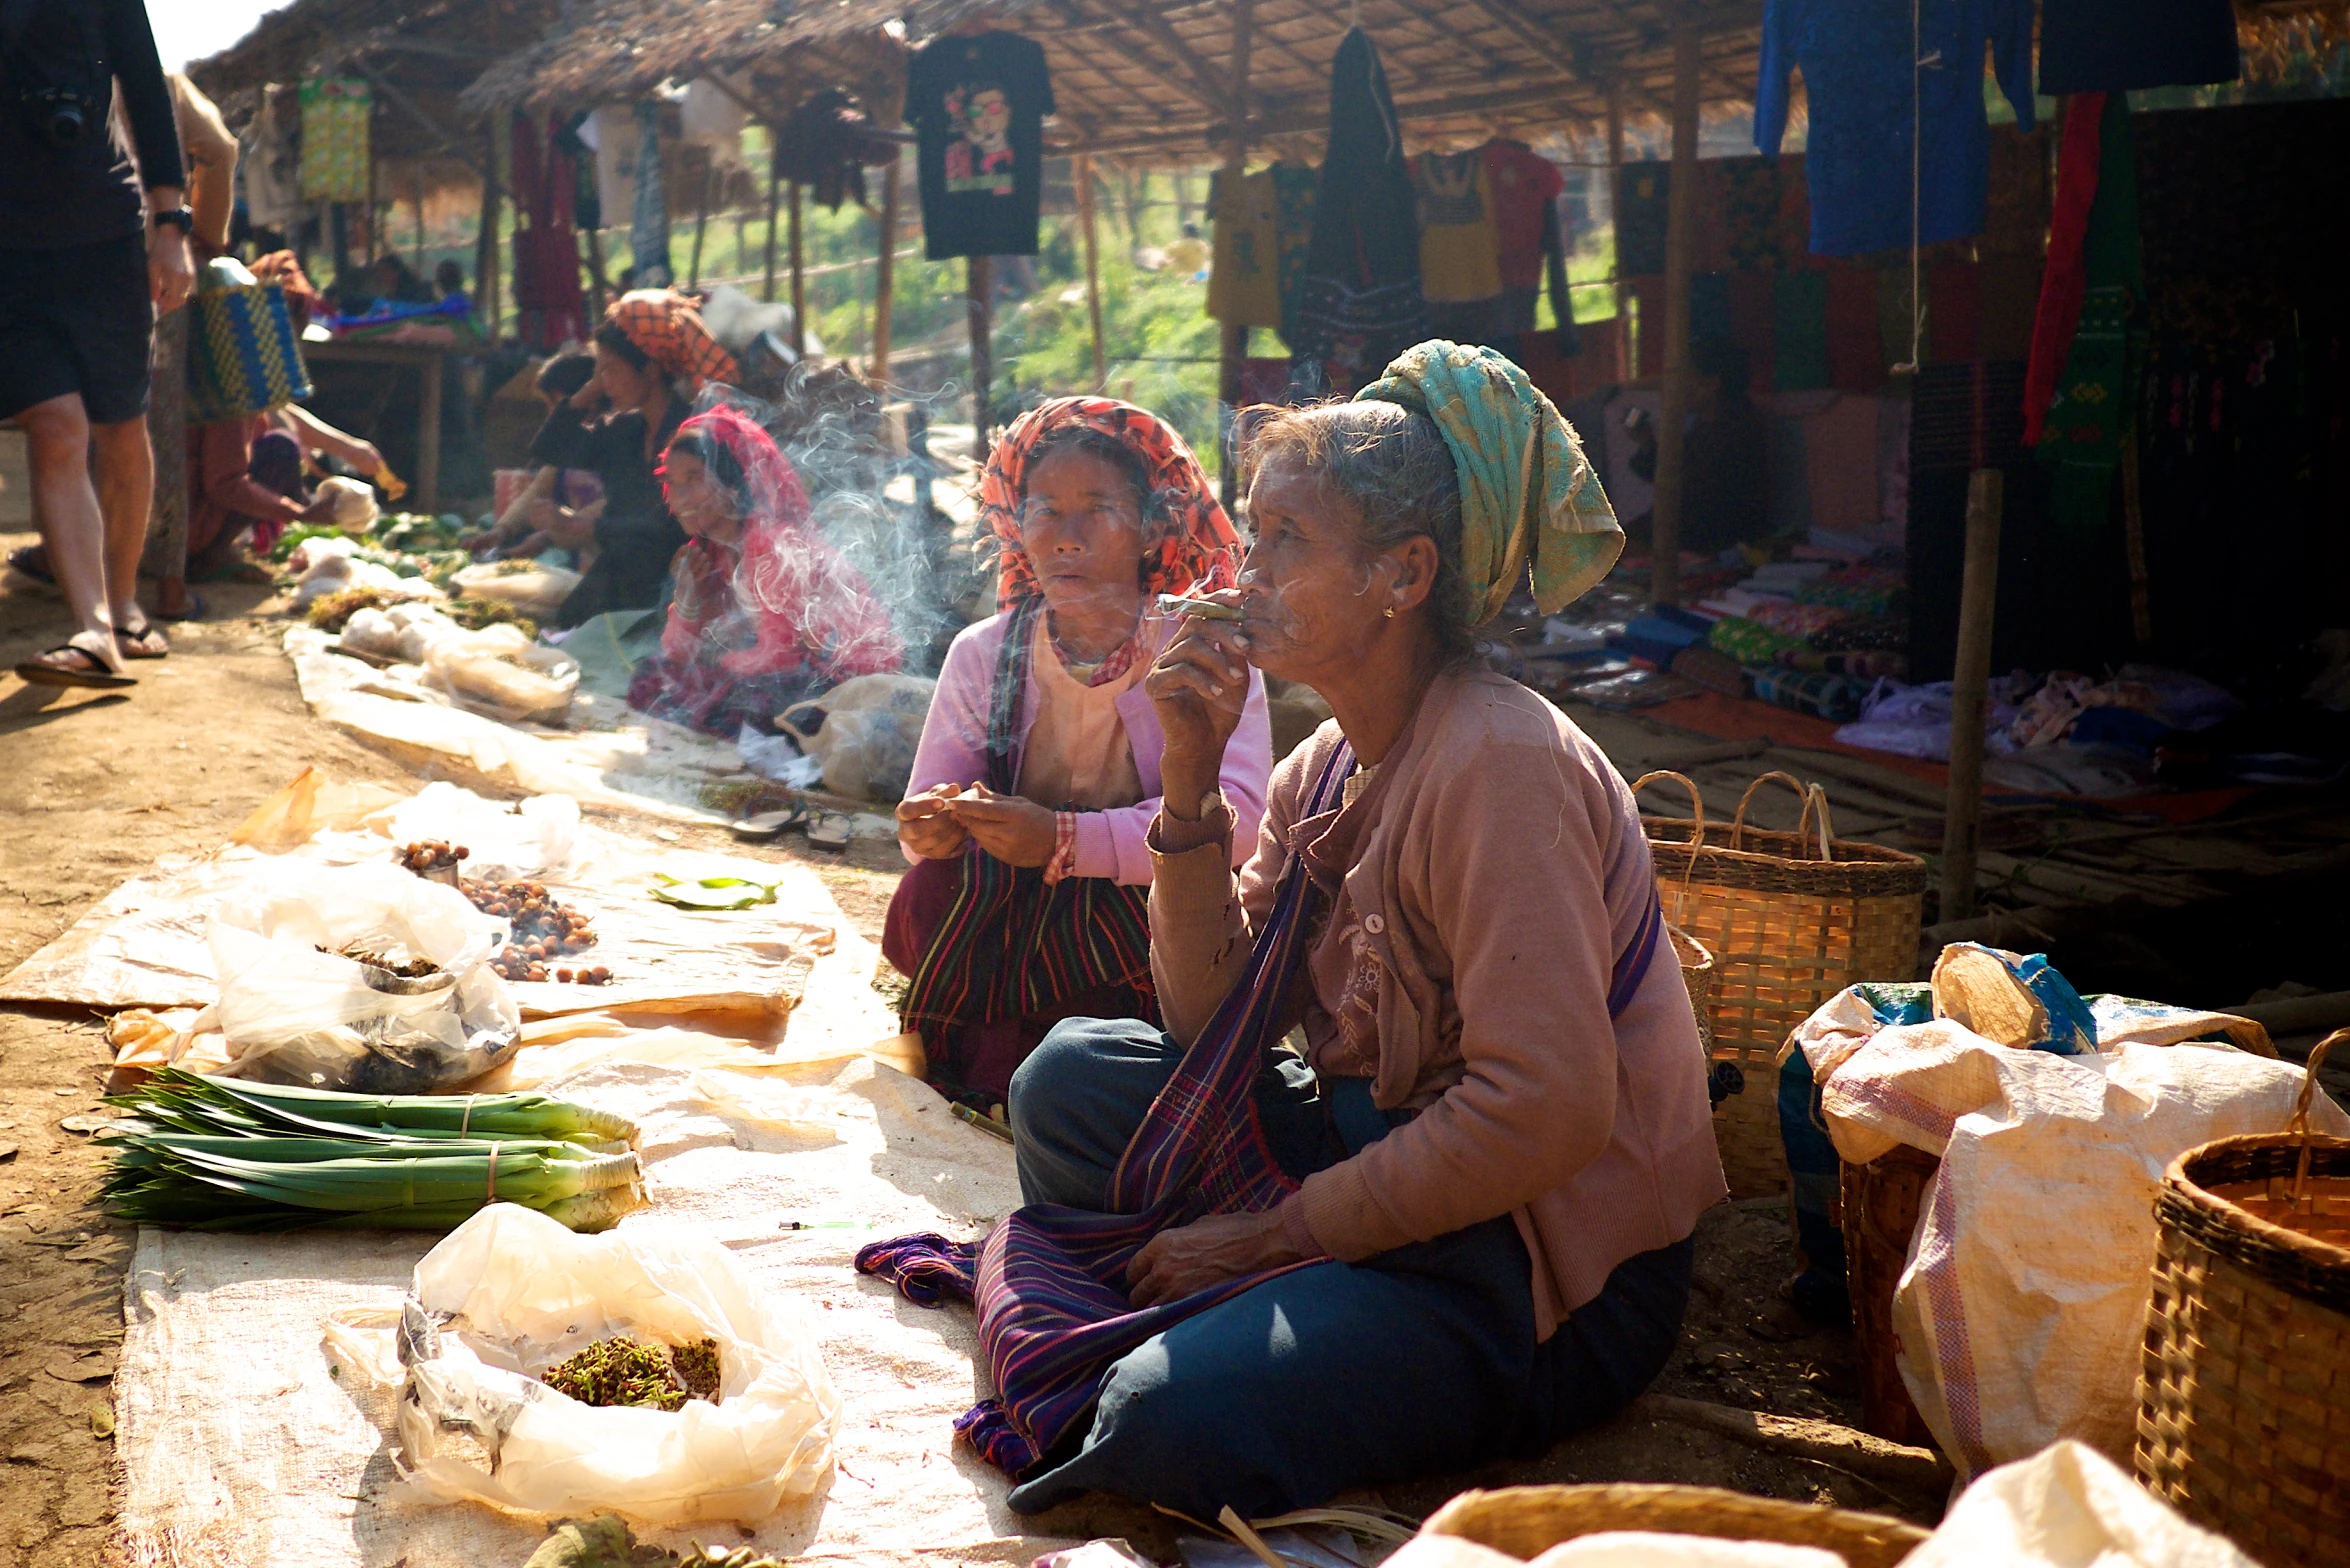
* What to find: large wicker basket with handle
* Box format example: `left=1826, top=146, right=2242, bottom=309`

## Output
left=1423, top=1483, right=1927, bottom=1568
left=2135, top=1028, right=2350, bottom=1567
left=1633, top=771, right=1928, bottom=1197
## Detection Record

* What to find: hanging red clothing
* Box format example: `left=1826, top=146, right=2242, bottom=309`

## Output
left=2023, top=94, right=2108, bottom=448
left=511, top=112, right=586, bottom=348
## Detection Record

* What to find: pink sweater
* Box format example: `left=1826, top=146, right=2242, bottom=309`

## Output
left=903, top=611, right=1274, bottom=884
left=1149, top=668, right=1726, bottom=1335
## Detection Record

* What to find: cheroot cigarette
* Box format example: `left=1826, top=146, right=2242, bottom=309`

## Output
left=1155, top=593, right=1245, bottom=622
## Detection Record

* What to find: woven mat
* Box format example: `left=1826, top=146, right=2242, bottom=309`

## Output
left=115, top=920, right=1141, bottom=1567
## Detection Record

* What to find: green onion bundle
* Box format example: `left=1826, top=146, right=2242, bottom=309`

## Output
left=100, top=1070, right=645, bottom=1233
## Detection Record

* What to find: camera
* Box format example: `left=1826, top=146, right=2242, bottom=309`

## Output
left=21, top=81, right=97, bottom=146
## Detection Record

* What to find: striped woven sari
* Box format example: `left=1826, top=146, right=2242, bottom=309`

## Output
left=862, top=737, right=1667, bottom=1477
left=897, top=595, right=1155, bottom=1070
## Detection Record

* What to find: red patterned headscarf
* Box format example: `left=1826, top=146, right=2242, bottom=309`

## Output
left=606, top=289, right=739, bottom=391
left=978, top=397, right=1243, bottom=611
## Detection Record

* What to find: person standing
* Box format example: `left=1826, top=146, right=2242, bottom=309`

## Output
left=2, top=0, right=193, bottom=688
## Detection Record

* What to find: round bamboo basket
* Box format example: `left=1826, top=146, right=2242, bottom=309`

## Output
left=1635, top=771, right=1926, bottom=1198
left=2135, top=1029, right=2350, bottom=1567
left=1422, top=1484, right=1928, bottom=1568
left=1840, top=1144, right=1943, bottom=1449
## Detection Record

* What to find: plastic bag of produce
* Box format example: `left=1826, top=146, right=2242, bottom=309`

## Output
left=318, top=474, right=382, bottom=533
left=422, top=624, right=581, bottom=724
left=453, top=560, right=583, bottom=617
left=322, top=1203, right=841, bottom=1524
left=776, top=672, right=936, bottom=802
left=201, top=861, right=520, bottom=1092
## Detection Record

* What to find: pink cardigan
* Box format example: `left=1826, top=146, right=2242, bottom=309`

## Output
left=903, top=611, right=1274, bottom=885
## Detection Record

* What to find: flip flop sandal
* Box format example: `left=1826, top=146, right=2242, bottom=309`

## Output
left=15, top=640, right=134, bottom=690
left=115, top=619, right=170, bottom=659
left=805, top=812, right=853, bottom=851
left=5, top=546, right=56, bottom=585
left=729, top=805, right=810, bottom=841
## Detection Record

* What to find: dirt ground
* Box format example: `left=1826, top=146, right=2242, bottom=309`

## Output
left=0, top=524, right=1927, bottom=1568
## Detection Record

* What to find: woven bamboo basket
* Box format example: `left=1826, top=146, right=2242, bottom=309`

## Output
left=1841, top=1144, right=1944, bottom=1449
left=1423, top=1483, right=1928, bottom=1567
left=1634, top=771, right=1927, bottom=1198
left=2135, top=1029, right=2350, bottom=1567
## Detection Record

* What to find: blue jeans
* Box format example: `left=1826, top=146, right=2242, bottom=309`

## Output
left=1002, top=1017, right=1694, bottom=1518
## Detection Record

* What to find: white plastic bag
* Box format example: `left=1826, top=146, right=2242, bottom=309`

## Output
left=1903, top=1441, right=2256, bottom=1568
left=453, top=560, right=584, bottom=617
left=379, top=782, right=580, bottom=884
left=777, top=673, right=936, bottom=801
left=423, top=624, right=581, bottom=724
left=202, top=860, right=520, bottom=1092
left=318, top=474, right=381, bottom=533
left=322, top=1203, right=841, bottom=1524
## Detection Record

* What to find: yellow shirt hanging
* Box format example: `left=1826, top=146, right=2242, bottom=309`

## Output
left=1412, top=150, right=1503, bottom=304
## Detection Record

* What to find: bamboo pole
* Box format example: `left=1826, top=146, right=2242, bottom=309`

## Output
left=967, top=255, right=994, bottom=461
left=142, top=305, right=189, bottom=615
left=475, top=122, right=500, bottom=344
left=789, top=180, right=806, bottom=355
left=1649, top=13, right=1702, bottom=609
left=1216, top=0, right=1256, bottom=509
left=688, top=155, right=712, bottom=288
left=1607, top=77, right=1627, bottom=379
left=1939, top=469, right=2004, bottom=923
left=872, top=154, right=900, bottom=383
left=412, top=171, right=427, bottom=277
left=1075, top=152, right=1107, bottom=392
left=764, top=136, right=782, bottom=303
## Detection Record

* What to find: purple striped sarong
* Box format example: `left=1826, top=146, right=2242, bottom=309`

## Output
left=859, top=738, right=1667, bottom=1477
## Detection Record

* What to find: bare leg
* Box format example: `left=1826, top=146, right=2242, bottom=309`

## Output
left=17, top=393, right=124, bottom=676
left=93, top=416, right=164, bottom=651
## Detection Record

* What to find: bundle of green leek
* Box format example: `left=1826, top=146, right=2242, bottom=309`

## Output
left=99, top=1069, right=645, bottom=1233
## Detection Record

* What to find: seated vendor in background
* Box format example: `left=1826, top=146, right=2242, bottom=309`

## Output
left=531, top=290, right=739, bottom=628
left=1000, top=344, right=1723, bottom=1517
left=188, top=402, right=384, bottom=581
left=886, top=398, right=1273, bottom=1110
left=467, top=352, right=606, bottom=565
left=1625, top=335, right=1771, bottom=554
left=626, top=404, right=902, bottom=735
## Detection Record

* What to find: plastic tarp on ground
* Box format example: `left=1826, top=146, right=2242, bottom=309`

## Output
left=113, top=915, right=1138, bottom=1567
left=0, top=778, right=834, bottom=1035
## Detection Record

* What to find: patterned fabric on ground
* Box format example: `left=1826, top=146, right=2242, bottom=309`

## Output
left=977, top=396, right=1241, bottom=611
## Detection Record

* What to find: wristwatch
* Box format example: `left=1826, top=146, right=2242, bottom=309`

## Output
left=151, top=206, right=195, bottom=234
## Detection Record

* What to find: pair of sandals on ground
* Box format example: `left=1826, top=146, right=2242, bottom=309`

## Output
left=6, top=545, right=173, bottom=690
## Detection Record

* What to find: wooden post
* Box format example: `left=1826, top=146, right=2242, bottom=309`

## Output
left=1939, top=469, right=2003, bottom=924
left=475, top=123, right=501, bottom=344
left=412, top=171, right=427, bottom=276
left=1649, top=12, right=1702, bottom=609
left=688, top=155, right=712, bottom=288
left=789, top=180, right=806, bottom=355
left=1607, top=78, right=1628, bottom=378
left=1216, top=0, right=1255, bottom=509
left=416, top=355, right=443, bottom=513
left=764, top=137, right=782, bottom=303
left=142, top=305, right=189, bottom=615
left=967, top=255, right=993, bottom=461
left=872, top=154, right=900, bottom=383
left=1075, top=152, right=1107, bottom=391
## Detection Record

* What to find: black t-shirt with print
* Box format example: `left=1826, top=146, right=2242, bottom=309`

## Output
left=908, top=31, right=1053, bottom=261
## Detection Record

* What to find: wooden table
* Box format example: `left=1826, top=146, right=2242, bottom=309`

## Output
left=300, top=337, right=448, bottom=512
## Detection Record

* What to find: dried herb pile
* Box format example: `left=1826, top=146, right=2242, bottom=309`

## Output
left=542, top=1336, right=724, bottom=1411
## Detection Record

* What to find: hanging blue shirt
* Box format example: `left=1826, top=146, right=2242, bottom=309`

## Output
left=1755, top=0, right=2035, bottom=258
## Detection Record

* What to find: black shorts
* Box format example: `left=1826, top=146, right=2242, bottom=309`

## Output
left=0, top=233, right=154, bottom=426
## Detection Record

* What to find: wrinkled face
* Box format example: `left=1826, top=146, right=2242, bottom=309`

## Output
left=1235, top=453, right=1399, bottom=685
left=968, top=89, right=1011, bottom=142
left=593, top=341, right=656, bottom=411
left=1020, top=445, right=1148, bottom=620
left=662, top=451, right=742, bottom=542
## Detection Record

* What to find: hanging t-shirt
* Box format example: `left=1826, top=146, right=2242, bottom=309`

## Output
left=297, top=76, right=370, bottom=203
left=1269, top=161, right=1318, bottom=345
left=908, top=31, right=1053, bottom=260
left=1208, top=167, right=1281, bottom=328
left=1412, top=150, right=1502, bottom=303
left=1615, top=162, right=1670, bottom=278
left=1756, top=0, right=2035, bottom=258
left=2040, top=0, right=2238, bottom=93
left=1481, top=140, right=1563, bottom=292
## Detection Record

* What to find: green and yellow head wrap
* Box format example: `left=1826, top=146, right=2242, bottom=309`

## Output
left=1355, top=339, right=1622, bottom=624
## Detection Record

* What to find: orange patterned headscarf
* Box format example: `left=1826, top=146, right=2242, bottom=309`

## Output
left=978, top=397, right=1243, bottom=611
left=604, top=289, right=739, bottom=391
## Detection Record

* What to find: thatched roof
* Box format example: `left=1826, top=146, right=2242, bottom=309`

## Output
left=462, top=0, right=1764, bottom=160
left=462, top=0, right=913, bottom=123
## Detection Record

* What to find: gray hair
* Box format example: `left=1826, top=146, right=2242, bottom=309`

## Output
left=1239, top=400, right=1475, bottom=659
